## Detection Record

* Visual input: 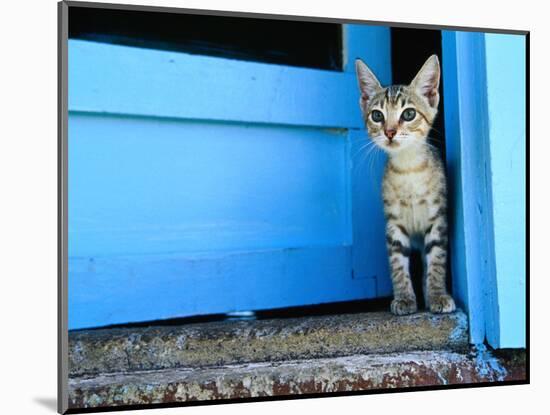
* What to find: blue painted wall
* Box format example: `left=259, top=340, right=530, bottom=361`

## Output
left=484, top=34, right=526, bottom=348
left=68, top=26, right=392, bottom=329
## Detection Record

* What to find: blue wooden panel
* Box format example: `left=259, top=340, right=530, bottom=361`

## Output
left=69, top=39, right=363, bottom=129
left=69, top=114, right=351, bottom=257
left=345, top=25, right=392, bottom=296
left=484, top=34, right=526, bottom=348
left=343, top=25, right=392, bottom=86
left=69, top=246, right=379, bottom=329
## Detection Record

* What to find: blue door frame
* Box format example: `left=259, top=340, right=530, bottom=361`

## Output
left=442, top=31, right=526, bottom=348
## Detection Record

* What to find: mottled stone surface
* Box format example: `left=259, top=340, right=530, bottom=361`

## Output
left=69, top=311, right=468, bottom=376
left=68, top=349, right=526, bottom=410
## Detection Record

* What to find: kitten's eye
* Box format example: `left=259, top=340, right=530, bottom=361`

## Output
left=401, top=108, right=416, bottom=121
left=371, top=110, right=384, bottom=123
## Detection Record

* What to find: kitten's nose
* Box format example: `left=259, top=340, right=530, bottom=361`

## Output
left=384, top=128, right=397, bottom=140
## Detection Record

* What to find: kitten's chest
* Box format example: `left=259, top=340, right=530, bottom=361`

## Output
left=385, top=170, right=432, bottom=233
left=391, top=171, right=430, bottom=200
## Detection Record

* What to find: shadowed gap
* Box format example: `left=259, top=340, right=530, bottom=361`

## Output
left=68, top=6, right=342, bottom=71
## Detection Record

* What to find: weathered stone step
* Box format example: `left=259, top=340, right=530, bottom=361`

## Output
left=69, top=311, right=468, bottom=376
left=68, top=348, right=525, bottom=410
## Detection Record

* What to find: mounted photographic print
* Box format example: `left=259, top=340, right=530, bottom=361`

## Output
left=58, top=1, right=529, bottom=413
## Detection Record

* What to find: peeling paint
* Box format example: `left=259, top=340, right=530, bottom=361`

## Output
left=473, top=344, right=508, bottom=381
left=448, top=312, right=469, bottom=343
left=68, top=349, right=526, bottom=409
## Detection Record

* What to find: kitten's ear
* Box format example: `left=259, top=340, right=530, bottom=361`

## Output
left=355, top=59, right=382, bottom=110
left=411, top=55, right=440, bottom=108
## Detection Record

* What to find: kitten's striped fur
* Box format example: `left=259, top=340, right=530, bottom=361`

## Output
left=355, top=55, right=455, bottom=315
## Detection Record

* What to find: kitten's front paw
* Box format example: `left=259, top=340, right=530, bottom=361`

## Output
left=429, top=294, right=456, bottom=314
left=391, top=297, right=418, bottom=315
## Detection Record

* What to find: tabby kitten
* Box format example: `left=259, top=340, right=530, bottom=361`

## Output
left=355, top=55, right=456, bottom=315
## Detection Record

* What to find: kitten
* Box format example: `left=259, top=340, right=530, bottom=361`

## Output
left=355, top=55, right=456, bottom=315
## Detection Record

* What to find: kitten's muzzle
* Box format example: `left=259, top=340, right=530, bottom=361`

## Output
left=384, top=128, right=397, bottom=141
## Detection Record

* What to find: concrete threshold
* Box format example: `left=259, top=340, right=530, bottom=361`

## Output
left=69, top=311, right=468, bottom=376
left=68, top=349, right=525, bottom=409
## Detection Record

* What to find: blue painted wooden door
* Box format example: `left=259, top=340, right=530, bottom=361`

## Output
left=68, top=24, right=392, bottom=329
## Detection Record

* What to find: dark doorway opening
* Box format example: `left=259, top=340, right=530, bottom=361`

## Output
left=391, top=27, right=450, bottom=308
left=68, top=5, right=343, bottom=71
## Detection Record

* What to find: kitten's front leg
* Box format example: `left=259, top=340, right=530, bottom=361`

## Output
left=386, top=220, right=417, bottom=315
left=424, top=214, right=456, bottom=313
